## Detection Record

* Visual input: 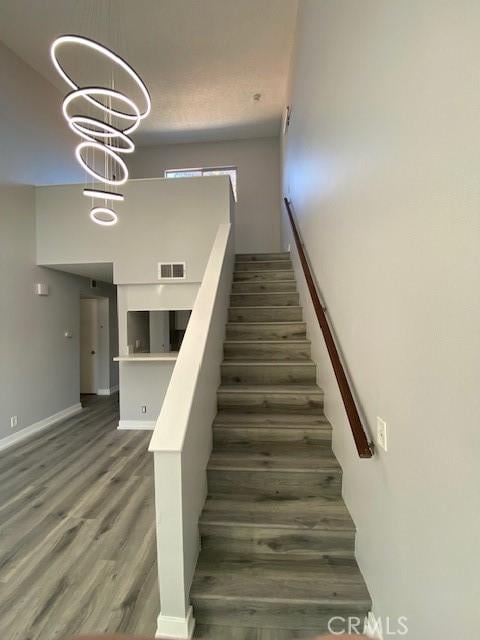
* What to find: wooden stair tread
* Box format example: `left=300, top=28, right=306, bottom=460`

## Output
left=235, top=254, right=291, bottom=261
left=235, top=259, right=292, bottom=264
left=224, top=339, right=311, bottom=345
left=222, top=360, right=314, bottom=366
left=233, top=266, right=294, bottom=282
left=193, top=624, right=323, bottom=639
left=232, top=279, right=296, bottom=283
left=213, top=412, right=330, bottom=428
left=201, top=496, right=355, bottom=531
left=231, top=292, right=298, bottom=297
left=213, top=414, right=332, bottom=432
left=208, top=443, right=341, bottom=472
left=229, top=305, right=301, bottom=310
left=227, top=321, right=305, bottom=325
left=235, top=262, right=293, bottom=267
left=218, top=384, right=323, bottom=394
left=192, top=554, right=370, bottom=605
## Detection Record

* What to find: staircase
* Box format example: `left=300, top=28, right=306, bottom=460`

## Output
left=191, top=252, right=371, bottom=638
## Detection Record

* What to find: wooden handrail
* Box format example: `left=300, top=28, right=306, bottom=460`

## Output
left=284, top=197, right=373, bottom=458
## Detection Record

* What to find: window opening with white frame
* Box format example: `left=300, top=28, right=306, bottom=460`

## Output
left=164, top=166, right=237, bottom=201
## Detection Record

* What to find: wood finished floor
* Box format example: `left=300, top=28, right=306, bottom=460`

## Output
left=0, top=394, right=158, bottom=640
left=0, top=393, right=359, bottom=640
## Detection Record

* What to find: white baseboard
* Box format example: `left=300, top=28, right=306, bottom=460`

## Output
left=0, top=403, right=83, bottom=452
left=155, top=607, right=194, bottom=639
left=117, top=419, right=156, bottom=430
left=97, top=385, right=119, bottom=396
left=364, top=611, right=384, bottom=639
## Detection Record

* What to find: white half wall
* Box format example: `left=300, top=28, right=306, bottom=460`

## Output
left=282, top=2, right=480, bottom=638
left=130, top=137, right=281, bottom=254
left=0, top=186, right=118, bottom=443
left=149, top=223, right=234, bottom=638
left=36, top=175, right=233, bottom=284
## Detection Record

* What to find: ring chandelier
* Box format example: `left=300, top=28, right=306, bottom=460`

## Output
left=51, top=35, right=151, bottom=226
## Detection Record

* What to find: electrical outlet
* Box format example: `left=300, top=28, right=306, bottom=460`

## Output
left=10, top=416, right=17, bottom=428
left=377, top=417, right=388, bottom=451
left=141, top=405, right=147, bottom=414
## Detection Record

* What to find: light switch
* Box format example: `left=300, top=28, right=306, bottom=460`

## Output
left=377, top=417, right=388, bottom=452
left=35, top=283, right=49, bottom=296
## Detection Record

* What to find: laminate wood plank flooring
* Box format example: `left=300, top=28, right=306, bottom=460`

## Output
left=0, top=394, right=158, bottom=640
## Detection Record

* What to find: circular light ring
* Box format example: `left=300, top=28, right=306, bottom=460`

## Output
left=90, top=207, right=118, bottom=226
left=51, top=35, right=151, bottom=120
left=75, top=141, right=128, bottom=186
left=63, top=87, right=141, bottom=135
left=69, top=116, right=135, bottom=153
left=83, top=188, right=125, bottom=201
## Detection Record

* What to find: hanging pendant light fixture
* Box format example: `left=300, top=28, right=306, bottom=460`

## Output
left=51, top=35, right=151, bottom=226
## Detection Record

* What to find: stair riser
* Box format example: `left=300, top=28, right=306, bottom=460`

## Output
left=224, top=342, right=311, bottom=361
left=226, top=323, right=307, bottom=340
left=235, top=253, right=291, bottom=262
left=213, top=426, right=332, bottom=446
left=234, top=271, right=295, bottom=282
left=192, top=599, right=369, bottom=630
left=229, top=307, right=302, bottom=322
left=232, top=281, right=297, bottom=293
left=207, top=469, right=342, bottom=499
left=221, top=364, right=316, bottom=385
left=217, top=392, right=324, bottom=414
left=199, top=524, right=355, bottom=558
left=230, top=293, right=299, bottom=307
left=235, top=261, right=292, bottom=272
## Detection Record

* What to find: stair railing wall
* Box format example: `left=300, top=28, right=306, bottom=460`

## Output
left=283, top=197, right=373, bottom=459
left=149, top=222, right=235, bottom=638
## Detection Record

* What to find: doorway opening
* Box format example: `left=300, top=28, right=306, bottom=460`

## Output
left=80, top=296, right=112, bottom=395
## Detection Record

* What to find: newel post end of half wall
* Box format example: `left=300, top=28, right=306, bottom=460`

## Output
left=155, top=606, right=194, bottom=639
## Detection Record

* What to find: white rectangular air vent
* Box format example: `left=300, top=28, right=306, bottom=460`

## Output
left=157, top=262, right=186, bottom=280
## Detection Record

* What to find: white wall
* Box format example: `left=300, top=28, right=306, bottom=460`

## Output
left=127, top=311, right=150, bottom=353
left=36, top=177, right=232, bottom=429
left=283, top=3, right=480, bottom=639
left=0, top=186, right=118, bottom=443
left=149, top=311, right=170, bottom=353
left=36, top=176, right=232, bottom=284
left=0, top=41, right=82, bottom=186
left=119, top=362, right=175, bottom=426
left=131, top=137, right=281, bottom=253
left=96, top=297, right=116, bottom=393
left=116, top=283, right=198, bottom=427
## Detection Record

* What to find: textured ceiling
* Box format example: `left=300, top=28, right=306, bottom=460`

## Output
left=0, top=0, right=297, bottom=145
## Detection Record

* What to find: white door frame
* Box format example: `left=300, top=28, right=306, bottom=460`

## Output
left=80, top=298, right=99, bottom=394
